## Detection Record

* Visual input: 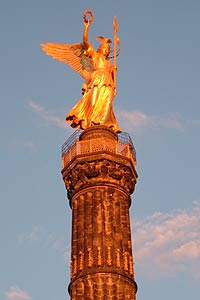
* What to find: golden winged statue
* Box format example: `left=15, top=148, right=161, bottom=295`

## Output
left=41, top=10, right=121, bottom=132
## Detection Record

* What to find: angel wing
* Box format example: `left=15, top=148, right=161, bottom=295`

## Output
left=40, top=42, right=94, bottom=79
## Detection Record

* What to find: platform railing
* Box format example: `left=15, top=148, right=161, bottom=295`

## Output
left=62, top=129, right=136, bottom=155
left=62, top=136, right=136, bottom=169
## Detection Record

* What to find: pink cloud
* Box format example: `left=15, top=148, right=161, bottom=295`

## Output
left=173, top=240, right=200, bottom=259
left=29, top=101, right=200, bottom=133
left=4, top=287, right=31, bottom=300
left=132, top=202, right=200, bottom=279
left=29, top=101, right=66, bottom=129
left=116, top=109, right=200, bottom=132
left=117, top=110, right=154, bottom=129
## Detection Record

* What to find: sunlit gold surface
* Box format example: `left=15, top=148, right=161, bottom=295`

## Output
left=41, top=10, right=121, bottom=132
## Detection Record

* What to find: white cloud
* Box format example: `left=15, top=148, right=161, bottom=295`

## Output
left=64, top=243, right=71, bottom=264
left=132, top=202, right=200, bottom=279
left=46, top=232, right=66, bottom=253
left=18, top=226, right=69, bottom=259
left=29, top=101, right=66, bottom=129
left=18, top=225, right=43, bottom=244
left=4, top=287, right=31, bottom=300
left=23, top=141, right=37, bottom=152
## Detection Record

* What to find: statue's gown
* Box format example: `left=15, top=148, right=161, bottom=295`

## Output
left=66, top=51, right=121, bottom=133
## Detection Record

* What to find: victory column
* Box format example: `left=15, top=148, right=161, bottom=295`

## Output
left=41, top=10, right=138, bottom=300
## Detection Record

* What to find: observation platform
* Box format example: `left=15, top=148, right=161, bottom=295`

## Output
left=61, top=126, right=136, bottom=169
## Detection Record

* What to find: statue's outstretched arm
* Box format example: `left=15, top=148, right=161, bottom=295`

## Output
left=83, top=21, right=90, bottom=48
left=41, top=11, right=95, bottom=80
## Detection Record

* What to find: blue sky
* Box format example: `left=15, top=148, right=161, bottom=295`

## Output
left=1, top=1, right=200, bottom=300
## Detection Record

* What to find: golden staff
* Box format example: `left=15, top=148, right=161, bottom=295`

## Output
left=113, top=16, right=120, bottom=96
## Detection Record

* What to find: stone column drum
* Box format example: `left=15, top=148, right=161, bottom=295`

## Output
left=62, top=126, right=138, bottom=300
